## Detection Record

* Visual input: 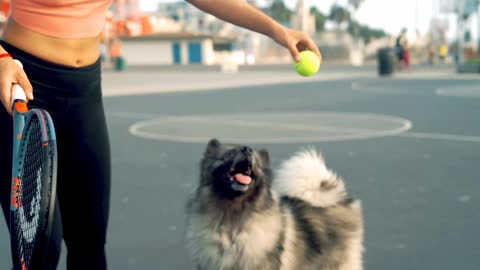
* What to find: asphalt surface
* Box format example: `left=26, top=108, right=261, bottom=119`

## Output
left=1, top=64, right=479, bottom=269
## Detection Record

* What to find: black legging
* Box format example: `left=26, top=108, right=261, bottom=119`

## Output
left=0, top=41, right=111, bottom=270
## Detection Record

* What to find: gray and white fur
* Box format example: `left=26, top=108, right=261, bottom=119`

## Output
left=185, top=139, right=363, bottom=270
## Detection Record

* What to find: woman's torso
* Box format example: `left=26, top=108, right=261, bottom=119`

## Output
left=3, top=0, right=112, bottom=67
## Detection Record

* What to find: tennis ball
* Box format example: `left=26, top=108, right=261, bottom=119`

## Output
left=294, top=50, right=320, bottom=77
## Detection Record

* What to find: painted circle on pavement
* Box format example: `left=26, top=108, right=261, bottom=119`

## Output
left=129, top=112, right=412, bottom=144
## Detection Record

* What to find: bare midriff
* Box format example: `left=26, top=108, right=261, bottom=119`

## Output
left=2, top=18, right=101, bottom=67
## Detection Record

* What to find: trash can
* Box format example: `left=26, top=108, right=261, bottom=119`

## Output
left=115, top=56, right=127, bottom=71
left=377, top=48, right=394, bottom=76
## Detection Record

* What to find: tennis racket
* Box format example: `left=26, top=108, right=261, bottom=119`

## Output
left=10, top=60, right=58, bottom=270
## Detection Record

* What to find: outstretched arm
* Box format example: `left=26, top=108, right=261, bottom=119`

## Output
left=186, top=0, right=321, bottom=62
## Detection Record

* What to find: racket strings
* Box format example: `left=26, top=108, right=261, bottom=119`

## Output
left=15, top=117, right=47, bottom=267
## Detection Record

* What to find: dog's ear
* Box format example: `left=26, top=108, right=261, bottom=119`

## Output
left=205, top=138, right=221, bottom=157
left=258, top=149, right=270, bottom=166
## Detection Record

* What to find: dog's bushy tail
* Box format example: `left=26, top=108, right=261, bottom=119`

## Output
left=274, top=149, right=347, bottom=207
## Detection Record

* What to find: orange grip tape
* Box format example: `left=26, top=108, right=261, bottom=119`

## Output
left=15, top=102, right=28, bottom=113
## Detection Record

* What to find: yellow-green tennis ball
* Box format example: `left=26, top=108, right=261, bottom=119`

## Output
left=294, top=50, right=320, bottom=77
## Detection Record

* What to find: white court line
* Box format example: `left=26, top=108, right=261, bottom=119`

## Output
left=351, top=81, right=432, bottom=96
left=128, top=130, right=409, bottom=144
left=109, top=111, right=480, bottom=144
left=436, top=87, right=480, bottom=97
left=353, top=81, right=480, bottom=98
left=127, top=113, right=412, bottom=143
left=128, top=113, right=410, bottom=133
left=107, top=111, right=159, bottom=120
left=399, top=132, right=480, bottom=143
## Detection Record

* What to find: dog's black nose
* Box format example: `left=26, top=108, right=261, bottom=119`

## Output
left=241, top=146, right=253, bottom=154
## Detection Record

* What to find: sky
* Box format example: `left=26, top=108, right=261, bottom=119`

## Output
left=139, top=0, right=478, bottom=41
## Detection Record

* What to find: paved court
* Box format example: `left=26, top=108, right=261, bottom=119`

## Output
left=1, top=64, right=479, bottom=269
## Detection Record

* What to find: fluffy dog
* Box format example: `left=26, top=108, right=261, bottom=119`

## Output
left=185, top=139, right=363, bottom=270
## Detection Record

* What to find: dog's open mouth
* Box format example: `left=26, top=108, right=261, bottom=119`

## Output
left=228, top=159, right=253, bottom=192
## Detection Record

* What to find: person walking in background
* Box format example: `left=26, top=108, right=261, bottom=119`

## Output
left=109, top=37, right=122, bottom=64
left=395, top=28, right=406, bottom=67
left=426, top=42, right=436, bottom=65
left=439, top=43, right=448, bottom=63
left=395, top=28, right=410, bottom=70
left=402, top=37, right=411, bottom=70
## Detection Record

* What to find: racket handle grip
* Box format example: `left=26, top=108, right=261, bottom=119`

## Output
left=11, top=84, right=27, bottom=105
left=11, top=59, right=27, bottom=108
left=13, top=59, right=23, bottom=69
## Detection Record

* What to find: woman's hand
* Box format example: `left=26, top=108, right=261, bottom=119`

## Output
left=0, top=56, right=33, bottom=115
left=272, top=27, right=321, bottom=63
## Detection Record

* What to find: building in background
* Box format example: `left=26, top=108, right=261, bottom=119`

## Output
left=438, top=0, right=479, bottom=63
left=291, top=0, right=316, bottom=36
left=119, top=32, right=237, bottom=66
left=112, top=1, right=243, bottom=66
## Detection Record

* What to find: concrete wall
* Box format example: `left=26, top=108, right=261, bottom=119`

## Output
left=121, top=41, right=172, bottom=65
left=202, top=39, right=215, bottom=65
left=180, top=41, right=188, bottom=64
left=120, top=38, right=234, bottom=66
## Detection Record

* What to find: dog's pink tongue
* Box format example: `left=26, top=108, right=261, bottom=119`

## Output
left=234, top=173, right=252, bottom=185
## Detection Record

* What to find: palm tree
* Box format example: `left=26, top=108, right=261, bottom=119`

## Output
left=267, top=0, right=292, bottom=24
left=329, top=4, right=351, bottom=29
